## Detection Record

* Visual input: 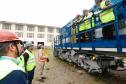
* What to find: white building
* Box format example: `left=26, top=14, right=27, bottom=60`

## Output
left=0, top=21, right=60, bottom=47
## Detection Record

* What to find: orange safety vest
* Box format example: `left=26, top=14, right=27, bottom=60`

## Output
left=39, top=49, right=47, bottom=62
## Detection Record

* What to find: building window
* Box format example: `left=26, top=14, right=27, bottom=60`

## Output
left=2, top=23, right=11, bottom=30
left=15, top=32, right=23, bottom=37
left=47, top=27, right=54, bottom=33
left=47, top=34, right=54, bottom=42
left=56, top=28, right=60, bottom=33
left=37, top=34, right=44, bottom=38
left=15, top=24, right=24, bottom=31
left=27, top=25, right=34, bottom=31
left=27, top=33, right=34, bottom=38
left=38, top=26, right=45, bottom=32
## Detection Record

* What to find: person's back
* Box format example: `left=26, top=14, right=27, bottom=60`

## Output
left=0, top=58, right=27, bottom=84
left=0, top=30, right=27, bottom=84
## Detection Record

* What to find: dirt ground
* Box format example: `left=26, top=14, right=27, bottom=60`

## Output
left=32, top=49, right=126, bottom=84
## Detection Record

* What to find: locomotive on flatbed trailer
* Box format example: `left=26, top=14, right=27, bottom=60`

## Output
left=54, top=0, right=126, bottom=73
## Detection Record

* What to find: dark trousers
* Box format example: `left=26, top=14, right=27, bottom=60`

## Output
left=79, top=31, right=86, bottom=42
left=27, top=67, right=35, bottom=84
left=102, top=23, right=114, bottom=40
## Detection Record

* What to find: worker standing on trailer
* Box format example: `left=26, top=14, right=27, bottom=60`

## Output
left=82, top=9, right=93, bottom=42
left=95, top=0, right=115, bottom=40
left=19, top=41, right=36, bottom=84
left=71, top=22, right=76, bottom=43
left=79, top=9, right=88, bottom=42
left=0, top=30, right=27, bottom=84
left=84, top=9, right=94, bottom=29
left=73, top=14, right=82, bottom=42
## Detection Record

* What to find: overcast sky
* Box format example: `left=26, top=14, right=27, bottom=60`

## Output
left=0, top=0, right=94, bottom=27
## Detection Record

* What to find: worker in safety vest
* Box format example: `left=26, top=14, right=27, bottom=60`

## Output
left=83, top=9, right=94, bottom=30
left=95, top=0, right=115, bottom=40
left=79, top=10, right=87, bottom=32
left=38, top=44, right=49, bottom=63
left=80, top=9, right=94, bottom=42
left=38, top=44, right=49, bottom=78
left=33, top=44, right=49, bottom=82
left=0, top=30, right=27, bottom=84
left=18, top=41, right=36, bottom=84
left=79, top=10, right=87, bottom=42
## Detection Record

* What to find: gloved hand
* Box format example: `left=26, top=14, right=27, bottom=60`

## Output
left=46, top=58, right=49, bottom=62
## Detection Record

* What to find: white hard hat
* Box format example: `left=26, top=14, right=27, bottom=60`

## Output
left=25, top=41, right=34, bottom=47
left=38, top=44, right=44, bottom=49
left=38, top=44, right=42, bottom=47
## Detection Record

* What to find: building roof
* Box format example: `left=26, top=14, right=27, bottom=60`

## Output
left=0, top=21, right=60, bottom=28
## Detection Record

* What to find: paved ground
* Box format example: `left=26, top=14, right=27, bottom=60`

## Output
left=32, top=49, right=126, bottom=84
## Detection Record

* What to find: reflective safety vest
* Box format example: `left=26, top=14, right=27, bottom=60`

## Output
left=0, top=58, right=25, bottom=80
left=25, top=49, right=36, bottom=71
left=79, top=22, right=86, bottom=31
left=39, top=49, right=47, bottom=63
left=17, top=55, right=25, bottom=71
left=84, top=16, right=95, bottom=30
left=18, top=49, right=36, bottom=72
left=79, top=15, right=94, bottom=31
left=99, top=1, right=115, bottom=23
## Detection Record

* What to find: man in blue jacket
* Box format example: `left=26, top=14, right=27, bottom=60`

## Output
left=0, top=30, right=27, bottom=84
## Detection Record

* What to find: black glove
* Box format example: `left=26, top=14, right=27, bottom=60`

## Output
left=46, top=58, right=49, bottom=62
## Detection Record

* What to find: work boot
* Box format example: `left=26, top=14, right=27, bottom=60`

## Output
left=41, top=76, right=47, bottom=79
left=38, top=79, right=45, bottom=82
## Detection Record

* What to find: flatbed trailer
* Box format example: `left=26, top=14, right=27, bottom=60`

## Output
left=54, top=0, right=126, bottom=73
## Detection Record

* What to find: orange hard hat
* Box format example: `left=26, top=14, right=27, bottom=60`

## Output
left=0, top=30, right=21, bottom=43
